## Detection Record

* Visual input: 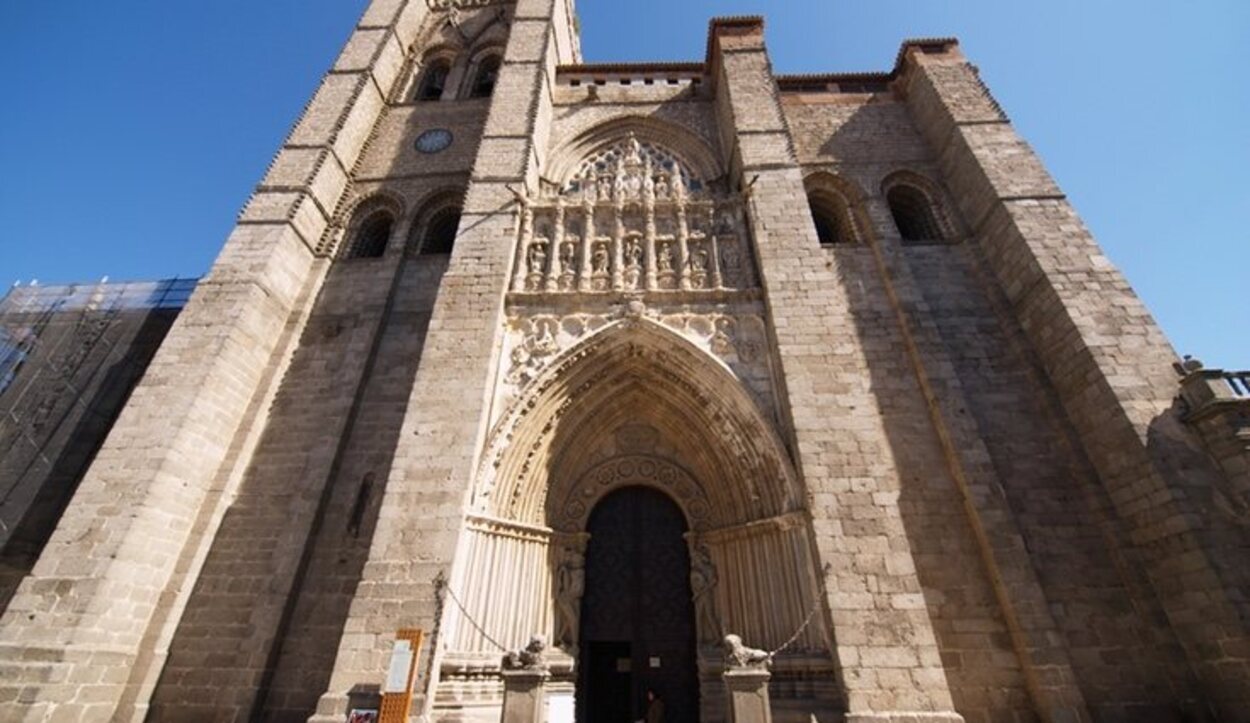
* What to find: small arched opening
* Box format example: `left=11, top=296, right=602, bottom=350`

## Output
left=886, top=183, right=946, bottom=244
left=408, top=193, right=463, bottom=256
left=345, top=211, right=393, bottom=260
left=807, top=190, right=856, bottom=246
left=469, top=54, right=502, bottom=99
left=415, top=57, right=452, bottom=101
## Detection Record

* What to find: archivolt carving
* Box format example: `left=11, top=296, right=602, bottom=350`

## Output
left=476, top=318, right=800, bottom=531
left=552, top=454, right=712, bottom=533
left=500, top=297, right=772, bottom=400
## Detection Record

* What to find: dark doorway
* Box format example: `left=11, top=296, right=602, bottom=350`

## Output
left=578, top=486, right=699, bottom=723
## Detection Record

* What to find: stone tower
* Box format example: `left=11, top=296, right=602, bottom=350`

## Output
left=1, top=1, right=1247, bottom=722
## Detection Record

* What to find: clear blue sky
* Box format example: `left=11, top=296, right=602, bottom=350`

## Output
left=1, top=1, right=1245, bottom=366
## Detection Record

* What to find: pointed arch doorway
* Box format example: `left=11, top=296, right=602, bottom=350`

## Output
left=577, top=486, right=698, bottom=723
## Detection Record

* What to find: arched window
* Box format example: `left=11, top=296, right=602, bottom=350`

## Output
left=887, top=184, right=945, bottom=244
left=416, top=59, right=451, bottom=102
left=807, top=191, right=856, bottom=246
left=469, top=55, right=501, bottom=99
left=346, top=212, right=393, bottom=259
left=420, top=208, right=461, bottom=255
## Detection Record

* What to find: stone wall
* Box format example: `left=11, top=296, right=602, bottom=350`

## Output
left=0, top=284, right=189, bottom=612
left=1, top=4, right=1246, bottom=723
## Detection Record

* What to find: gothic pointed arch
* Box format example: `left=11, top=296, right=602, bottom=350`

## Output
left=443, top=318, right=832, bottom=685
left=472, top=317, right=802, bottom=531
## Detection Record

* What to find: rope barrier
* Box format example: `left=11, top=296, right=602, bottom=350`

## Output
left=436, top=561, right=830, bottom=659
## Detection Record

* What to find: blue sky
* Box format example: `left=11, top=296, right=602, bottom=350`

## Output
left=0, top=1, right=1245, bottom=366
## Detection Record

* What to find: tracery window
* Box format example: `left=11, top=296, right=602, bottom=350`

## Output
left=469, top=55, right=501, bottom=98
left=416, top=58, right=451, bottom=102
left=887, top=184, right=945, bottom=244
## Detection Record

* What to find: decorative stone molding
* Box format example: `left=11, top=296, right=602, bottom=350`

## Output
left=475, top=318, right=799, bottom=530
left=510, top=133, right=756, bottom=297
left=427, top=0, right=513, bottom=10
left=553, top=454, right=712, bottom=532
left=497, top=304, right=775, bottom=423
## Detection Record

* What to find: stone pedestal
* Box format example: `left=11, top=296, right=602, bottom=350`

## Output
left=501, top=668, right=550, bottom=723
left=723, top=667, right=772, bottom=723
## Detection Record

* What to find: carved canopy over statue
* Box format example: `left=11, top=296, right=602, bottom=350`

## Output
left=510, top=133, right=758, bottom=295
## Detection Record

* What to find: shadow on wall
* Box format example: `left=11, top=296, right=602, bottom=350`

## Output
left=0, top=309, right=179, bottom=610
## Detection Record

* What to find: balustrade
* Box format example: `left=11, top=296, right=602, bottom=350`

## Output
left=1178, top=366, right=1250, bottom=419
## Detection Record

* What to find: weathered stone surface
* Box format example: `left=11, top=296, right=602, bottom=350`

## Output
left=1, top=3, right=1245, bottom=723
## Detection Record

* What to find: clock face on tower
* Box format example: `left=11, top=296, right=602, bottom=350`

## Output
left=414, top=128, right=453, bottom=154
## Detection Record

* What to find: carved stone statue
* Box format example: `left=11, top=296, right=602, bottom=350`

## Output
left=554, top=546, right=585, bottom=648
left=655, top=173, right=671, bottom=200
left=724, top=634, right=771, bottom=670
left=503, top=635, right=548, bottom=671
left=527, top=242, right=548, bottom=276
left=625, top=238, right=643, bottom=270
left=657, top=241, right=674, bottom=273
left=529, top=317, right=559, bottom=357
left=624, top=169, right=643, bottom=199
left=624, top=133, right=644, bottom=166
left=613, top=166, right=627, bottom=201
left=672, top=165, right=686, bottom=200
left=690, top=245, right=708, bottom=272
left=591, top=242, right=610, bottom=274
left=559, top=241, right=577, bottom=271
left=690, top=544, right=721, bottom=645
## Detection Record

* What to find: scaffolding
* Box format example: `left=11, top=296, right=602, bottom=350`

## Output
left=0, top=278, right=198, bottom=315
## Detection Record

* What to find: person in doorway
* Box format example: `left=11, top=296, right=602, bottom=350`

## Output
left=639, top=689, right=664, bottom=723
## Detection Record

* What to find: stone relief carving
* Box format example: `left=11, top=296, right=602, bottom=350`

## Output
left=554, top=455, right=712, bottom=533
left=689, top=542, right=722, bottom=646
left=498, top=308, right=777, bottom=430
left=553, top=536, right=587, bottom=649
left=509, top=133, right=757, bottom=296
left=507, top=316, right=562, bottom=387
left=724, top=634, right=772, bottom=670
left=502, top=635, right=549, bottom=671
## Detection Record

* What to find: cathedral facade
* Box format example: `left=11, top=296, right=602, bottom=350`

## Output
left=1, top=1, right=1248, bottom=722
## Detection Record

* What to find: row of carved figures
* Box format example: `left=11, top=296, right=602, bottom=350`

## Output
left=560, top=132, right=706, bottom=205
left=511, top=201, right=757, bottom=293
